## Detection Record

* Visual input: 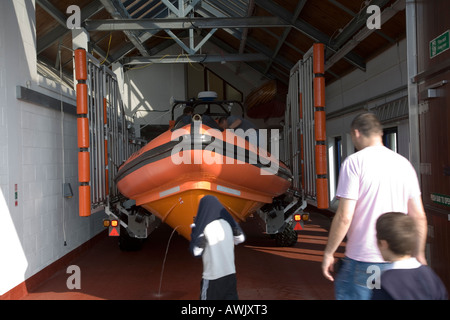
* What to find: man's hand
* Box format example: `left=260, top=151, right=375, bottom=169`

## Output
left=407, top=196, right=428, bottom=266
left=321, top=198, right=355, bottom=281
left=322, top=253, right=336, bottom=281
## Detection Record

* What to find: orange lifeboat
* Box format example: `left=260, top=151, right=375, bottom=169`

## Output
left=115, top=101, right=293, bottom=240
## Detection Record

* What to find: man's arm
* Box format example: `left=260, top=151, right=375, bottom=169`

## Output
left=322, top=197, right=356, bottom=281
left=228, top=118, right=242, bottom=129
left=407, top=196, right=428, bottom=265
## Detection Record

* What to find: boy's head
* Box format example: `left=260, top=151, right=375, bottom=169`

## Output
left=376, top=212, right=417, bottom=261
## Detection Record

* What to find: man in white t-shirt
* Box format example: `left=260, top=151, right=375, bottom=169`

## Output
left=321, top=112, right=427, bottom=300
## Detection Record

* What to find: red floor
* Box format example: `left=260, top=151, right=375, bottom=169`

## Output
left=21, top=210, right=344, bottom=300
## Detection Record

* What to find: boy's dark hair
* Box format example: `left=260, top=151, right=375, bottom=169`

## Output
left=351, top=112, right=383, bottom=137
left=376, top=212, right=417, bottom=256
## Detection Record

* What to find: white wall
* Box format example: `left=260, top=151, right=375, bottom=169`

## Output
left=0, top=0, right=105, bottom=296
left=326, top=39, right=409, bottom=155
left=123, top=46, right=187, bottom=131
left=199, top=42, right=269, bottom=98
left=326, top=39, right=408, bottom=114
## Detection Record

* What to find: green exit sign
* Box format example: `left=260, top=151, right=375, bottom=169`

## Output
left=430, top=30, right=450, bottom=59
left=431, top=193, right=450, bottom=207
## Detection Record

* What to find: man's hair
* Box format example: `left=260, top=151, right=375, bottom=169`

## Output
left=218, top=116, right=228, bottom=124
left=351, top=112, right=383, bottom=137
left=376, top=212, right=417, bottom=256
left=183, top=106, right=194, bottom=114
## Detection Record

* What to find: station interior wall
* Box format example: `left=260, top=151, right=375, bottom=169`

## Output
left=0, top=1, right=105, bottom=296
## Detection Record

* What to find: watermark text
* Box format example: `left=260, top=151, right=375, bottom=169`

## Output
left=66, top=265, right=81, bottom=290
left=366, top=5, right=381, bottom=30
left=170, top=122, right=280, bottom=176
left=66, top=5, right=81, bottom=30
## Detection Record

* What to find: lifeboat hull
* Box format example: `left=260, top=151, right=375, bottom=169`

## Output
left=115, top=123, right=292, bottom=240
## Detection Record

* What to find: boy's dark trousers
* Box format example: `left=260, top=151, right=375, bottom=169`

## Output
left=200, top=273, right=238, bottom=300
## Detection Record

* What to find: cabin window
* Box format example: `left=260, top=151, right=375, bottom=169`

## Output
left=334, top=136, right=342, bottom=186
left=383, top=127, right=398, bottom=153
left=328, top=136, right=343, bottom=200
left=187, top=65, right=243, bottom=102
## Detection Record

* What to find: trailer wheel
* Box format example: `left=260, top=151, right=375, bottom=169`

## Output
left=118, top=226, right=144, bottom=251
left=274, top=222, right=298, bottom=247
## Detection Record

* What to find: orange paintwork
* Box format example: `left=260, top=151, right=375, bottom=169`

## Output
left=79, top=185, right=91, bottom=217
left=313, top=43, right=325, bottom=74
left=78, top=151, right=90, bottom=183
left=313, top=43, right=329, bottom=209
left=74, top=49, right=87, bottom=81
left=116, top=123, right=292, bottom=240
left=76, top=83, right=88, bottom=114
left=314, top=77, right=326, bottom=107
left=77, top=118, right=89, bottom=148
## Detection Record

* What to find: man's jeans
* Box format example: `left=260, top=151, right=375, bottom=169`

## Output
left=335, top=256, right=391, bottom=300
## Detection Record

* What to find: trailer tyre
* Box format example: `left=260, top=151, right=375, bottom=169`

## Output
left=118, top=226, right=144, bottom=251
left=274, top=222, right=298, bottom=247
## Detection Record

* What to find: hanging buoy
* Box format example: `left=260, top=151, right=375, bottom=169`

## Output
left=313, top=43, right=329, bottom=209
left=74, top=48, right=91, bottom=217
left=74, top=48, right=87, bottom=81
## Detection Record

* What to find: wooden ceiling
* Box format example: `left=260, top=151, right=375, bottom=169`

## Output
left=36, top=0, right=406, bottom=86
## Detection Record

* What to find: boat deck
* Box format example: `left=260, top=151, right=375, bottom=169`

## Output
left=21, top=209, right=344, bottom=300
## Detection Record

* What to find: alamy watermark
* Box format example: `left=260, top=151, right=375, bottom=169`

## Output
left=366, top=5, right=381, bottom=30
left=65, top=4, right=381, bottom=31
left=66, top=5, right=81, bottom=30
left=66, top=265, right=81, bottom=290
left=366, top=265, right=381, bottom=289
left=170, top=122, right=280, bottom=176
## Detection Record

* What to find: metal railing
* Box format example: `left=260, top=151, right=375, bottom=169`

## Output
left=74, top=48, right=141, bottom=216
left=285, top=44, right=329, bottom=209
